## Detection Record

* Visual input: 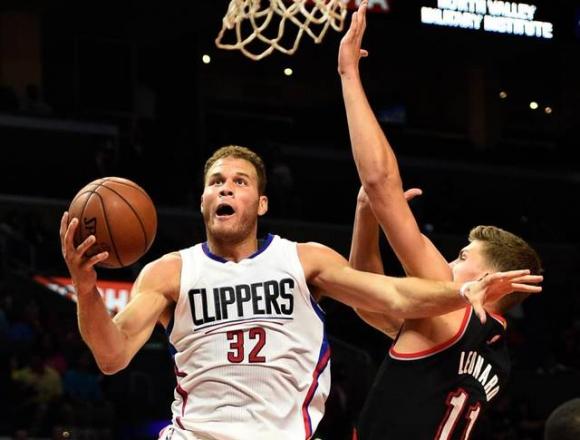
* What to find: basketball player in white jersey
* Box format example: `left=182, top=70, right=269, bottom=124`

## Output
left=59, top=146, right=541, bottom=440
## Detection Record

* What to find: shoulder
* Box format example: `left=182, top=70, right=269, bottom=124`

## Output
left=297, top=241, right=335, bottom=254
left=142, top=252, right=181, bottom=276
left=297, top=242, right=342, bottom=263
left=297, top=242, right=348, bottom=280
left=134, top=252, right=182, bottom=302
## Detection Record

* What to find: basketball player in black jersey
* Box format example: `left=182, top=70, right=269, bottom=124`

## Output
left=338, top=2, right=543, bottom=439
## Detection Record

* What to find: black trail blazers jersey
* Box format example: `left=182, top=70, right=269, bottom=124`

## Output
left=357, top=306, right=510, bottom=440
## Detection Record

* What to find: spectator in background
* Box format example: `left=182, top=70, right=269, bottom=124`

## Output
left=62, top=349, right=113, bottom=439
left=63, top=350, right=103, bottom=402
left=544, top=398, right=580, bottom=440
left=11, top=353, right=63, bottom=436
left=6, top=299, right=41, bottom=352
left=39, top=334, right=68, bottom=377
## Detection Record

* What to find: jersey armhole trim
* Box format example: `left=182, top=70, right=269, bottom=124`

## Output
left=489, top=312, right=507, bottom=329
left=389, top=306, right=472, bottom=360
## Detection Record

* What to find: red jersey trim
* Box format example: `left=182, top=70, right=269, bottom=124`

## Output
left=389, top=306, right=472, bottom=360
left=489, top=312, right=507, bottom=329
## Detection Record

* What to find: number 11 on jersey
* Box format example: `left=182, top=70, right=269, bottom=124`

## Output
left=436, top=388, right=481, bottom=440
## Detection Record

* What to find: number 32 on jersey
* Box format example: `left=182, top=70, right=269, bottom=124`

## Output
left=226, top=327, right=267, bottom=363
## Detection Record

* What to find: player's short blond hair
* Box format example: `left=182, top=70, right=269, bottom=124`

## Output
left=469, top=225, right=543, bottom=312
left=204, top=145, right=267, bottom=195
left=469, top=225, right=542, bottom=275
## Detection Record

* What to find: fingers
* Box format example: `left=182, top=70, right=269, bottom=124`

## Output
left=60, top=212, right=69, bottom=255
left=77, top=235, right=96, bottom=255
left=461, top=281, right=487, bottom=323
left=82, top=252, right=109, bottom=272
left=353, top=2, right=367, bottom=49
left=509, top=273, right=543, bottom=294
left=483, top=270, right=530, bottom=287
left=510, top=283, right=542, bottom=293
left=510, top=274, right=543, bottom=284
left=358, top=1, right=368, bottom=40
left=59, top=211, right=69, bottom=238
left=360, top=49, right=369, bottom=57
left=62, top=216, right=79, bottom=256
left=350, top=11, right=358, bottom=33
left=61, top=214, right=104, bottom=269
left=495, top=269, right=531, bottom=279
left=487, top=271, right=542, bottom=290
left=73, top=235, right=105, bottom=267
left=472, top=303, right=487, bottom=324
left=348, top=1, right=368, bottom=39
left=404, top=188, right=423, bottom=201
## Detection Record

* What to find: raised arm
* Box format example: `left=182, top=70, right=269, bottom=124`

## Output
left=349, top=188, right=428, bottom=336
left=349, top=188, right=402, bottom=337
left=338, top=1, right=450, bottom=280
left=349, top=187, right=385, bottom=276
left=60, top=212, right=177, bottom=374
left=300, top=242, right=542, bottom=321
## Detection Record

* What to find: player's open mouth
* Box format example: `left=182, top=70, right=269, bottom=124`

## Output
left=216, top=203, right=235, bottom=218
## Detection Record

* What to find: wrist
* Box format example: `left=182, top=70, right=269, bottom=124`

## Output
left=459, top=281, right=476, bottom=303
left=74, top=283, right=99, bottom=298
left=339, top=68, right=360, bottom=81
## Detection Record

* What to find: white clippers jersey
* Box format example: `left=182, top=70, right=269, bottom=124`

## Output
left=167, top=234, right=330, bottom=440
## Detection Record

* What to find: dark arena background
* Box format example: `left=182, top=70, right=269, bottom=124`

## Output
left=1, top=0, right=579, bottom=439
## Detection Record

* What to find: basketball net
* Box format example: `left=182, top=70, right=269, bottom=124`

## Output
left=215, top=0, right=347, bottom=60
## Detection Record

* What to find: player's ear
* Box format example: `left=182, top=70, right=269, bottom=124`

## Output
left=200, top=195, right=204, bottom=213
left=258, top=195, right=268, bottom=216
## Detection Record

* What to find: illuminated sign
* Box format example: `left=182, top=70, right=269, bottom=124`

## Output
left=34, top=275, right=133, bottom=314
left=420, top=1, right=554, bottom=39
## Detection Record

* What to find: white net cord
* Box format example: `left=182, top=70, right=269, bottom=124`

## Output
left=216, top=0, right=347, bottom=61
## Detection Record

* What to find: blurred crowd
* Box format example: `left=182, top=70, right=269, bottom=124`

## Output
left=0, top=280, right=114, bottom=439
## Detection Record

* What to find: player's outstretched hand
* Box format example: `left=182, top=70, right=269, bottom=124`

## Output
left=460, top=270, right=543, bottom=323
left=338, top=0, right=368, bottom=76
left=60, top=211, right=109, bottom=295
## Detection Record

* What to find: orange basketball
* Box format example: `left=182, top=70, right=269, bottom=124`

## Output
left=67, top=177, right=157, bottom=268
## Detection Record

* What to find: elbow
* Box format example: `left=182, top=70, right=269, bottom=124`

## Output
left=97, top=359, right=127, bottom=375
left=361, top=171, right=388, bottom=190
left=385, top=303, right=406, bottom=318
left=385, top=300, right=425, bottom=321
left=93, top=351, right=129, bottom=375
left=362, top=174, right=401, bottom=200
left=100, top=366, right=119, bottom=376
left=379, top=294, right=407, bottom=318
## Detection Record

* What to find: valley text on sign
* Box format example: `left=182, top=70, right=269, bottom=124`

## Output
left=421, top=1, right=554, bottom=39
